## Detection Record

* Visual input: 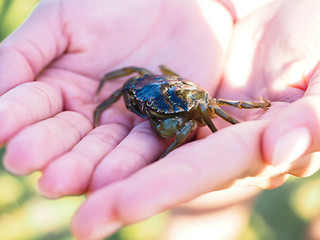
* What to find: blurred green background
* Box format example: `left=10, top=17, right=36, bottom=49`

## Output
left=1, top=1, right=320, bottom=240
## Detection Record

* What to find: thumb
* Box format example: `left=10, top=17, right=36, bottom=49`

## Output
left=262, top=66, right=320, bottom=167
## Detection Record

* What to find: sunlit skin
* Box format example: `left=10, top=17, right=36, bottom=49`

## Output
left=1, top=0, right=320, bottom=239
left=94, top=65, right=271, bottom=158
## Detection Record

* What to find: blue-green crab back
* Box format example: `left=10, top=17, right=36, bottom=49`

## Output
left=129, top=75, right=201, bottom=114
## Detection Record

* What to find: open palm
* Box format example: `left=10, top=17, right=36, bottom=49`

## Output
left=1, top=0, right=232, bottom=196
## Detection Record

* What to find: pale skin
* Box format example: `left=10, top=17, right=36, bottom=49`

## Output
left=2, top=0, right=320, bottom=239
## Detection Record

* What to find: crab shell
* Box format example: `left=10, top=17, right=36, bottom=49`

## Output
left=122, top=75, right=210, bottom=119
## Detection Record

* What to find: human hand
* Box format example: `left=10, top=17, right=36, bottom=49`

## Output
left=1, top=0, right=234, bottom=234
left=69, top=0, right=320, bottom=239
left=222, top=0, right=320, bottom=171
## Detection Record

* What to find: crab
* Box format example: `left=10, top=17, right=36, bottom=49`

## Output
left=94, top=65, right=271, bottom=158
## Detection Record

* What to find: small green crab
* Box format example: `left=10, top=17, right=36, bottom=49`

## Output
left=94, top=65, right=271, bottom=158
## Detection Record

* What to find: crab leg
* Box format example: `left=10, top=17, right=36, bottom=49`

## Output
left=160, top=120, right=197, bottom=158
left=214, top=107, right=239, bottom=124
left=216, top=97, right=271, bottom=109
left=94, top=89, right=122, bottom=127
left=95, top=67, right=153, bottom=97
left=198, top=103, right=218, bottom=133
left=158, top=65, right=181, bottom=77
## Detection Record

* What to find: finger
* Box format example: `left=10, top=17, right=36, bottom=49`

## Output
left=0, top=1, right=67, bottom=94
left=89, top=121, right=168, bottom=191
left=263, top=67, right=320, bottom=166
left=262, top=97, right=319, bottom=165
left=72, top=182, right=125, bottom=239
left=38, top=124, right=129, bottom=198
left=0, top=81, right=63, bottom=143
left=287, top=152, right=320, bottom=178
left=71, top=120, right=269, bottom=239
left=3, top=111, right=92, bottom=175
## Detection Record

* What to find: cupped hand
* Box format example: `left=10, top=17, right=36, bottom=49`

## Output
left=1, top=1, right=233, bottom=202
left=69, top=0, right=320, bottom=239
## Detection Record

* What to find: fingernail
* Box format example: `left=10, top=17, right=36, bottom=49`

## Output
left=272, top=126, right=311, bottom=165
